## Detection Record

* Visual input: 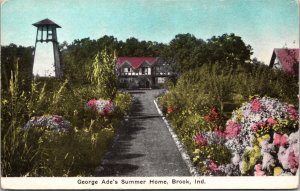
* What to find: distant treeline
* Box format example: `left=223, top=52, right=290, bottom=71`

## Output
left=1, top=33, right=259, bottom=89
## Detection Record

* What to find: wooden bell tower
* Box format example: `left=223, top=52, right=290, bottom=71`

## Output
left=32, top=18, right=63, bottom=78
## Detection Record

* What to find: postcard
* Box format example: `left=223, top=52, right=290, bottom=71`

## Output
left=1, top=0, right=299, bottom=189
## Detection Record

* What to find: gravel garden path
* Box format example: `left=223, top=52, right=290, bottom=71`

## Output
left=96, top=89, right=190, bottom=176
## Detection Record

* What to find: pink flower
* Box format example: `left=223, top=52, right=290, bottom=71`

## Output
left=288, top=151, right=298, bottom=173
left=273, top=133, right=288, bottom=146
left=254, top=164, right=265, bottom=176
left=195, top=133, right=207, bottom=146
left=287, top=105, right=299, bottom=120
left=87, top=99, right=97, bottom=110
left=208, top=160, right=219, bottom=172
left=52, top=115, right=63, bottom=123
left=213, top=127, right=226, bottom=138
left=251, top=121, right=270, bottom=132
left=250, top=98, right=262, bottom=113
left=224, top=121, right=241, bottom=139
left=251, top=123, right=258, bottom=132
left=266, top=117, right=277, bottom=126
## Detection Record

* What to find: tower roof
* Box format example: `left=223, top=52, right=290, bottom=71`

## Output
left=33, top=18, right=61, bottom=28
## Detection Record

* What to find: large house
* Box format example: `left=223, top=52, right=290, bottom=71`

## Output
left=116, top=57, right=174, bottom=88
left=269, top=48, right=299, bottom=76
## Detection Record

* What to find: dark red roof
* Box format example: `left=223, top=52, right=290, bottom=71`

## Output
left=33, top=18, right=61, bottom=28
left=117, top=57, right=157, bottom=69
left=273, top=48, right=299, bottom=75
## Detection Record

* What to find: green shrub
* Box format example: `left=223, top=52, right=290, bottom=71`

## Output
left=114, top=91, right=133, bottom=116
left=1, top=127, right=43, bottom=176
left=26, top=127, right=115, bottom=176
left=193, top=144, right=232, bottom=174
left=88, top=49, right=117, bottom=99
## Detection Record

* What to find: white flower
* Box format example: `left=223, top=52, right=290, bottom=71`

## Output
left=239, top=161, right=246, bottom=174
left=231, top=153, right=240, bottom=165
left=291, top=143, right=299, bottom=158
left=260, top=141, right=275, bottom=154
left=262, top=152, right=275, bottom=171
left=288, top=130, right=299, bottom=145
left=252, top=113, right=262, bottom=122
left=278, top=146, right=289, bottom=170
left=23, top=115, right=71, bottom=132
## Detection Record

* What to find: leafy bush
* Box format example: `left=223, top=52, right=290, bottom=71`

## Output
left=88, top=49, right=117, bottom=99
left=161, top=63, right=298, bottom=115
left=24, top=127, right=115, bottom=176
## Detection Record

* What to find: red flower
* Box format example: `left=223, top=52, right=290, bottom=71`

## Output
left=104, top=101, right=113, bottom=113
left=250, top=98, right=262, bottom=113
left=195, top=133, right=207, bottom=146
left=251, top=120, right=271, bottom=132
left=204, top=106, right=223, bottom=122
left=167, top=106, right=175, bottom=114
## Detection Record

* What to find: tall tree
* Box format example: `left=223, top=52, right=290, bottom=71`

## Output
left=162, top=33, right=206, bottom=73
left=62, top=38, right=97, bottom=82
left=206, top=33, right=253, bottom=67
left=96, top=35, right=119, bottom=55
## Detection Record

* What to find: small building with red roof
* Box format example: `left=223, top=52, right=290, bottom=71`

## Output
left=116, top=57, right=174, bottom=88
left=269, top=48, right=299, bottom=76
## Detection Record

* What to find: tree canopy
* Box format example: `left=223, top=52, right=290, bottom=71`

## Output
left=1, top=44, right=33, bottom=90
left=161, top=33, right=253, bottom=73
left=1, top=33, right=256, bottom=86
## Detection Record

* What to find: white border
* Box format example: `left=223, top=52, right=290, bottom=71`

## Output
left=1, top=177, right=299, bottom=189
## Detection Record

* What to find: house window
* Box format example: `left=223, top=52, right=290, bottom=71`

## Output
left=142, top=67, right=148, bottom=75
left=141, top=67, right=149, bottom=75
left=123, top=68, right=131, bottom=73
left=274, top=58, right=282, bottom=70
left=156, top=66, right=160, bottom=72
left=157, top=77, right=165, bottom=83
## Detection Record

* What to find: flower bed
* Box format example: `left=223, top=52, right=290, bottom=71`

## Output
left=192, top=96, right=299, bottom=176
left=23, top=115, right=71, bottom=132
left=86, top=98, right=115, bottom=116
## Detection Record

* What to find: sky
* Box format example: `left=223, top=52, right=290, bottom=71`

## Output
left=1, top=0, right=299, bottom=75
